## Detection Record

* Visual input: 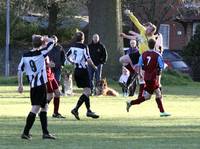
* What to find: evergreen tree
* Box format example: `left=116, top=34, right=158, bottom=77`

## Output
left=182, top=24, right=200, bottom=81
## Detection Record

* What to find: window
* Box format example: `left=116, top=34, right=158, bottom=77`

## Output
left=159, top=24, right=170, bottom=49
left=193, top=23, right=200, bottom=35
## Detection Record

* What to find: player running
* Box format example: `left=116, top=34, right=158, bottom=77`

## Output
left=66, top=31, right=99, bottom=120
left=126, top=39, right=170, bottom=117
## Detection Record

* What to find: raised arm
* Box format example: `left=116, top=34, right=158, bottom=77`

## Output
left=128, top=31, right=140, bottom=37
left=124, top=9, right=146, bottom=34
left=40, top=37, right=55, bottom=56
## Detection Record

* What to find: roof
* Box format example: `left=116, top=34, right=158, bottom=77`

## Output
left=175, top=15, right=200, bottom=23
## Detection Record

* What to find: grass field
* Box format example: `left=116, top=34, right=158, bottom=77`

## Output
left=0, top=84, right=200, bottom=149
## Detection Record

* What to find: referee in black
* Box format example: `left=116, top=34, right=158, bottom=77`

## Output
left=18, top=35, right=56, bottom=140
left=66, top=31, right=99, bottom=120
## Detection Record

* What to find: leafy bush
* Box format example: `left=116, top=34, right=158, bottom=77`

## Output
left=0, top=76, right=28, bottom=85
left=0, top=16, right=40, bottom=45
left=0, top=76, right=18, bottom=85
left=13, top=22, right=40, bottom=42
left=182, top=24, right=200, bottom=81
left=62, top=64, right=74, bottom=75
left=57, top=27, right=77, bottom=42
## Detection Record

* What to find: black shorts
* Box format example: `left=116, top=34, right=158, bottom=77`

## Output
left=30, top=84, right=47, bottom=108
left=74, top=68, right=90, bottom=88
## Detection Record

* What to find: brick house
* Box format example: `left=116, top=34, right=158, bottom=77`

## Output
left=159, top=2, right=200, bottom=50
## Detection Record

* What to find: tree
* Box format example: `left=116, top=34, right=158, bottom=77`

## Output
left=87, top=0, right=123, bottom=78
left=122, top=0, right=200, bottom=31
left=0, top=0, right=88, bottom=43
left=32, top=0, right=87, bottom=35
left=0, top=0, right=36, bottom=45
left=182, top=24, right=200, bottom=81
left=1, top=0, right=87, bottom=36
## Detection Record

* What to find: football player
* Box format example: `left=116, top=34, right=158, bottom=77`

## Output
left=18, top=35, right=56, bottom=140
left=126, top=39, right=170, bottom=117
left=45, top=56, right=65, bottom=118
left=66, top=31, right=99, bottom=120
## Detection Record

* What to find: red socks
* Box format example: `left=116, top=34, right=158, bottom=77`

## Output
left=138, top=84, right=145, bottom=98
left=155, top=97, right=164, bottom=112
left=131, top=96, right=145, bottom=105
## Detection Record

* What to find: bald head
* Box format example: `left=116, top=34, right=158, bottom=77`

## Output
left=130, top=39, right=137, bottom=48
left=92, top=34, right=100, bottom=43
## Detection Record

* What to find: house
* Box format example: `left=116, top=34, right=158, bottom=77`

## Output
left=159, top=1, right=200, bottom=50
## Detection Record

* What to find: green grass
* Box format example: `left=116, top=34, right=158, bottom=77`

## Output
left=0, top=84, right=200, bottom=149
left=0, top=69, right=193, bottom=86
left=161, top=69, right=193, bottom=86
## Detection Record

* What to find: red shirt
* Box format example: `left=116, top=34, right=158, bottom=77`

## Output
left=45, top=56, right=55, bottom=81
left=142, top=50, right=159, bottom=81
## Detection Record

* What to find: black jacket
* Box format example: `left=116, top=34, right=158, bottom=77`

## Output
left=48, top=43, right=65, bottom=68
left=88, top=41, right=107, bottom=66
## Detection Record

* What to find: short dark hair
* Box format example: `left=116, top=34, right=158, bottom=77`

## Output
left=32, top=35, right=43, bottom=48
left=148, top=38, right=156, bottom=49
left=75, top=31, right=84, bottom=42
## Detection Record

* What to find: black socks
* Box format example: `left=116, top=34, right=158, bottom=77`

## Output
left=74, top=94, right=91, bottom=112
left=39, top=111, right=49, bottom=134
left=23, top=112, right=36, bottom=135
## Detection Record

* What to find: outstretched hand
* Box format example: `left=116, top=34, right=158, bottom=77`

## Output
left=120, top=33, right=126, bottom=38
left=124, top=9, right=131, bottom=15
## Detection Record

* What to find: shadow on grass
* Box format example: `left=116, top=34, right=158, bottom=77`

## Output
left=0, top=116, right=200, bottom=149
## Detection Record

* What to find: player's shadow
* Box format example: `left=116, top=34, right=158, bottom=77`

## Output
left=0, top=116, right=200, bottom=148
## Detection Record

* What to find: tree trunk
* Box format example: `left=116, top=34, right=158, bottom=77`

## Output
left=48, top=2, right=59, bottom=35
left=88, top=0, right=123, bottom=79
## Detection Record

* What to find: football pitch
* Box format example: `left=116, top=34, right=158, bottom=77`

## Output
left=0, top=85, right=200, bottom=149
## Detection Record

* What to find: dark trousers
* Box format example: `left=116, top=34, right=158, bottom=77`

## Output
left=88, top=64, right=103, bottom=91
left=52, top=67, right=61, bottom=84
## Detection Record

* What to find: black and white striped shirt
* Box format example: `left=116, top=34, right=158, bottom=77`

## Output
left=18, top=42, right=54, bottom=88
left=66, top=43, right=90, bottom=69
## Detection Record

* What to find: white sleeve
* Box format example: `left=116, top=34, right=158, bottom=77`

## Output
left=18, top=57, right=24, bottom=72
left=41, top=41, right=55, bottom=57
